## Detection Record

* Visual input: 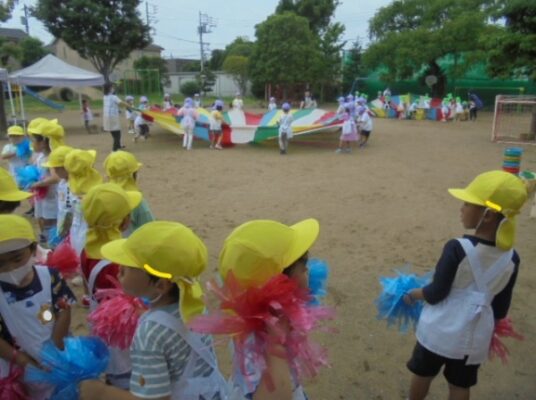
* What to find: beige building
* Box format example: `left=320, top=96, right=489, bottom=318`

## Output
left=47, top=38, right=163, bottom=80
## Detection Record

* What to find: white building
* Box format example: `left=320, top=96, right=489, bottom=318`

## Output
left=164, top=71, right=250, bottom=97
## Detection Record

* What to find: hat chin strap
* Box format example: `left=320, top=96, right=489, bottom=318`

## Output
left=474, top=208, right=490, bottom=233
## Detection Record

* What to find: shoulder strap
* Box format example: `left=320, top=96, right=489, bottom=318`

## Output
left=87, top=259, right=112, bottom=295
left=144, top=310, right=218, bottom=370
left=484, top=250, right=514, bottom=287
left=457, top=238, right=486, bottom=292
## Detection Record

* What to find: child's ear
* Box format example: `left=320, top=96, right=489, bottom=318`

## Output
left=155, top=279, right=174, bottom=295
left=119, top=215, right=131, bottom=231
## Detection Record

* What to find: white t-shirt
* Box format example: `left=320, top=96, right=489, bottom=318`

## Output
left=102, top=94, right=122, bottom=131
left=2, top=144, right=26, bottom=177
left=232, top=98, right=243, bottom=110
left=278, top=113, right=293, bottom=137
left=358, top=112, right=373, bottom=131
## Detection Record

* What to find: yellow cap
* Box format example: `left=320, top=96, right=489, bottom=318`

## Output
left=219, top=218, right=319, bottom=287
left=64, top=149, right=103, bottom=195
left=0, top=214, right=36, bottom=254
left=27, top=117, right=49, bottom=135
left=7, top=125, right=25, bottom=136
left=0, top=167, right=33, bottom=202
left=448, top=170, right=528, bottom=249
left=42, top=146, right=74, bottom=168
left=103, top=151, right=142, bottom=191
left=82, top=183, right=142, bottom=259
left=40, top=120, right=65, bottom=150
left=101, top=221, right=208, bottom=322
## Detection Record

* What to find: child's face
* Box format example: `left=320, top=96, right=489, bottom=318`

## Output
left=0, top=245, right=34, bottom=274
left=53, top=167, right=68, bottom=180
left=119, top=265, right=158, bottom=298
left=8, top=135, right=23, bottom=145
left=460, top=202, right=486, bottom=229
left=284, top=253, right=309, bottom=289
left=31, top=135, right=45, bottom=152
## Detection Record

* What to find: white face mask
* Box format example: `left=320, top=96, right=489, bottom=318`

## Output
left=0, top=256, right=34, bottom=286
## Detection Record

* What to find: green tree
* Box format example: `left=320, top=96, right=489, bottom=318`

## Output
left=486, top=0, right=536, bottom=80
left=19, top=37, right=48, bottom=67
left=196, top=68, right=216, bottom=95
left=364, top=0, right=493, bottom=97
left=250, top=12, right=321, bottom=98
left=342, top=39, right=365, bottom=94
left=0, top=0, right=17, bottom=22
left=0, top=38, right=21, bottom=67
left=209, top=49, right=225, bottom=70
left=224, top=37, right=255, bottom=58
left=276, top=0, right=339, bottom=34
left=223, top=55, right=249, bottom=95
left=33, top=0, right=151, bottom=83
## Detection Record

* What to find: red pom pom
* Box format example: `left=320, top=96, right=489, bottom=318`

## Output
left=190, top=272, right=335, bottom=382
left=489, top=317, right=524, bottom=364
left=45, top=237, right=80, bottom=279
left=0, top=365, right=29, bottom=400
left=88, top=289, right=148, bottom=350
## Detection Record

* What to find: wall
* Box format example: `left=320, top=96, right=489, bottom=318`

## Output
left=164, top=72, right=250, bottom=97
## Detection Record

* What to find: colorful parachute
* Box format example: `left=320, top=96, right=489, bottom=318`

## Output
left=141, top=106, right=342, bottom=145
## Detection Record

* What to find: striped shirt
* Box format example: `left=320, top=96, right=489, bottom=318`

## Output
left=130, top=304, right=219, bottom=399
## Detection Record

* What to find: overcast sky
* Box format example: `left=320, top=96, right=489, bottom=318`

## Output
left=3, top=0, right=392, bottom=59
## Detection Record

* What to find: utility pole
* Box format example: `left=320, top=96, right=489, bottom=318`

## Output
left=197, top=12, right=216, bottom=72
left=21, top=4, right=30, bottom=35
left=146, top=1, right=150, bottom=26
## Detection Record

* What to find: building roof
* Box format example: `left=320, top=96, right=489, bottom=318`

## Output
left=145, top=43, right=164, bottom=51
left=0, top=27, right=29, bottom=41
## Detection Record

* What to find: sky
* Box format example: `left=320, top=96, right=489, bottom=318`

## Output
left=2, top=0, right=392, bottom=59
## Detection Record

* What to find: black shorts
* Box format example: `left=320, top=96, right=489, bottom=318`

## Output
left=407, top=342, right=480, bottom=388
left=360, top=130, right=371, bottom=137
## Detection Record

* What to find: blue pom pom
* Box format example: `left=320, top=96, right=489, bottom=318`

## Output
left=25, top=336, right=109, bottom=399
left=308, top=258, right=329, bottom=306
left=47, top=226, right=63, bottom=249
left=375, top=267, right=431, bottom=333
left=15, top=165, right=41, bottom=189
left=15, top=138, right=32, bottom=160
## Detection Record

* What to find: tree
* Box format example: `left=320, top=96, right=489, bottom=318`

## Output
left=0, top=0, right=17, bottom=22
left=486, top=0, right=536, bottom=80
left=276, top=0, right=339, bottom=34
left=209, top=49, right=225, bottom=70
left=224, top=37, right=255, bottom=58
left=19, top=37, right=48, bottom=67
left=223, top=55, right=249, bottom=95
left=364, top=0, right=493, bottom=97
left=342, top=39, right=365, bottom=94
left=33, top=0, right=151, bottom=83
left=0, top=38, right=21, bottom=67
left=134, top=55, right=169, bottom=85
left=196, top=68, right=216, bottom=95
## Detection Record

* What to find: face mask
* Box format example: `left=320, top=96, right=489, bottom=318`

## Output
left=0, top=256, right=34, bottom=286
left=140, top=293, right=162, bottom=306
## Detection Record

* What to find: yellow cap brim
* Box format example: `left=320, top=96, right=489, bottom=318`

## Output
left=126, top=191, right=142, bottom=210
left=42, top=161, right=61, bottom=168
left=7, top=132, right=25, bottom=136
left=101, top=238, right=140, bottom=268
left=0, top=190, right=34, bottom=201
left=448, top=188, right=485, bottom=207
left=286, top=218, right=320, bottom=266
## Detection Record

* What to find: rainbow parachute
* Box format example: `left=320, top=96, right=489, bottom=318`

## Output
left=141, top=107, right=343, bottom=145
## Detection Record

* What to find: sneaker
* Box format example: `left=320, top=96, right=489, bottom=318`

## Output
left=128, top=129, right=135, bottom=135
left=335, top=148, right=343, bottom=154
left=81, top=295, right=91, bottom=308
left=215, top=144, right=222, bottom=150
left=344, top=148, right=352, bottom=153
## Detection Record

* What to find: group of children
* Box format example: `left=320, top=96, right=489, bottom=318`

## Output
left=335, top=94, right=374, bottom=153
left=1, top=112, right=531, bottom=400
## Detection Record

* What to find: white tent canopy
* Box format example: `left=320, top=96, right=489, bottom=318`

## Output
left=9, top=54, right=105, bottom=86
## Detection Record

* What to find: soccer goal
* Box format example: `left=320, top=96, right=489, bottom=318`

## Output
left=492, top=95, right=536, bottom=144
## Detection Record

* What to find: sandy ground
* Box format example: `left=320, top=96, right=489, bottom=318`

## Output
left=2, top=108, right=536, bottom=399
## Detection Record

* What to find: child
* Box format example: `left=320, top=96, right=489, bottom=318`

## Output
left=193, top=93, right=202, bottom=108
left=0, top=214, right=76, bottom=399
left=176, top=98, right=198, bottom=150
left=218, top=218, right=321, bottom=400
left=103, top=150, right=155, bottom=234
left=336, top=96, right=346, bottom=117
left=163, top=93, right=173, bottom=111
left=133, top=96, right=150, bottom=143
left=29, top=121, right=61, bottom=245
left=268, top=97, right=277, bottom=111
left=232, top=92, right=244, bottom=110
left=336, top=106, right=358, bottom=154
left=1, top=125, right=31, bottom=178
left=82, top=99, right=96, bottom=134
left=357, top=106, right=373, bottom=148
left=81, top=183, right=142, bottom=389
left=63, top=149, right=103, bottom=257
left=403, top=170, right=528, bottom=400
left=125, top=96, right=136, bottom=135
left=210, top=101, right=224, bottom=150
left=278, top=102, right=293, bottom=155
left=0, top=166, right=33, bottom=214
left=80, top=220, right=228, bottom=399
left=42, top=146, right=74, bottom=241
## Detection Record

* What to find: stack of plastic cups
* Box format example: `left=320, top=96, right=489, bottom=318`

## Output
left=503, top=147, right=523, bottom=175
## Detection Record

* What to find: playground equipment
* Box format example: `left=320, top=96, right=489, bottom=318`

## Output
left=492, top=95, right=536, bottom=145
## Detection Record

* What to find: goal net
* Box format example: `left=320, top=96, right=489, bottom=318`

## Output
left=492, top=95, right=536, bottom=144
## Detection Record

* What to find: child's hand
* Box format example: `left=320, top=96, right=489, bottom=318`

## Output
left=15, top=350, right=41, bottom=369
left=403, top=291, right=416, bottom=306
left=80, top=380, right=107, bottom=399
